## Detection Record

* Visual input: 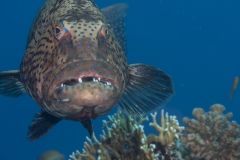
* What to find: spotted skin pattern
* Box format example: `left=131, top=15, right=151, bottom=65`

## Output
left=0, top=0, right=174, bottom=140
left=20, top=0, right=128, bottom=118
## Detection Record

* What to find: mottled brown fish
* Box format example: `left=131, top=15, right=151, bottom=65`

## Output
left=38, top=150, right=66, bottom=160
left=0, top=0, right=174, bottom=140
left=38, top=150, right=65, bottom=160
left=229, top=76, right=239, bottom=101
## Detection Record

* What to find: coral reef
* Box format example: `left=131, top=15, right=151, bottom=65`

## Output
left=181, top=104, right=240, bottom=160
left=69, top=110, right=184, bottom=160
left=69, top=103, right=240, bottom=160
left=149, top=110, right=184, bottom=146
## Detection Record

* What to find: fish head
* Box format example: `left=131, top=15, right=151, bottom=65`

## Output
left=48, top=23, right=123, bottom=119
left=46, top=14, right=126, bottom=119
left=21, top=0, right=128, bottom=120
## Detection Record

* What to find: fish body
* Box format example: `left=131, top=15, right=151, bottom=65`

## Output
left=229, top=76, right=239, bottom=101
left=0, top=0, right=174, bottom=140
left=38, top=150, right=65, bottom=160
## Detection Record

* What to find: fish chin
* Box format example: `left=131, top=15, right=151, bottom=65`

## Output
left=46, top=61, right=122, bottom=119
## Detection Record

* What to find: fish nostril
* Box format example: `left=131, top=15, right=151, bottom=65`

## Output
left=63, top=79, right=79, bottom=86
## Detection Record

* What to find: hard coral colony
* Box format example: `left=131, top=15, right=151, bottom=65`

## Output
left=181, top=104, right=240, bottom=160
left=69, top=109, right=184, bottom=160
left=69, top=104, right=240, bottom=160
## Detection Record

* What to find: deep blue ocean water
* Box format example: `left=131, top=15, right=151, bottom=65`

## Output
left=0, top=0, right=239, bottom=159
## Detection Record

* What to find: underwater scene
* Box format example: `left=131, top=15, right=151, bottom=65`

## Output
left=0, top=0, right=240, bottom=159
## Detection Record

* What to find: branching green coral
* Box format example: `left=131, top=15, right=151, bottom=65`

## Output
left=181, top=104, right=240, bottom=160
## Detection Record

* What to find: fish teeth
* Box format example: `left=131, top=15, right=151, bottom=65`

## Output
left=106, top=82, right=111, bottom=85
left=93, top=78, right=99, bottom=82
left=78, top=78, right=82, bottom=83
left=98, top=78, right=101, bottom=81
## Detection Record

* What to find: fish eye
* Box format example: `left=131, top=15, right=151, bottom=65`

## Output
left=56, top=27, right=61, bottom=35
left=54, top=25, right=67, bottom=41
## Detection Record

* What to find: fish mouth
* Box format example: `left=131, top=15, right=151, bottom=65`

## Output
left=53, top=74, right=116, bottom=96
left=47, top=60, right=121, bottom=98
left=52, top=70, right=118, bottom=99
left=60, top=76, right=114, bottom=88
left=44, top=60, right=123, bottom=118
left=53, top=72, right=117, bottom=108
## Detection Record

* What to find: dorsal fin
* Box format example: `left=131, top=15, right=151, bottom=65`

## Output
left=101, top=3, right=128, bottom=54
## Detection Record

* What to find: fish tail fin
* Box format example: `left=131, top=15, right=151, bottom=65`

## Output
left=27, top=111, right=62, bottom=141
left=0, top=70, right=26, bottom=97
left=118, top=64, right=174, bottom=116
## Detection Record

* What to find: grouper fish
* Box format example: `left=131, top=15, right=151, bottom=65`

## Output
left=0, top=0, right=174, bottom=141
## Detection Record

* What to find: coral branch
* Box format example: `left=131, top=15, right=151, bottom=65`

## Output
left=149, top=110, right=185, bottom=146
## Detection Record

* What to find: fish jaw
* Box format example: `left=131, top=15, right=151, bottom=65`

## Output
left=45, top=60, right=122, bottom=119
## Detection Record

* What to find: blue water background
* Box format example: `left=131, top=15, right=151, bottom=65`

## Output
left=0, top=0, right=239, bottom=159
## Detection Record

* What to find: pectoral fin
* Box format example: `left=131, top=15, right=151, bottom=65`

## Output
left=27, top=111, right=62, bottom=141
left=0, top=70, right=26, bottom=97
left=119, top=64, right=174, bottom=116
